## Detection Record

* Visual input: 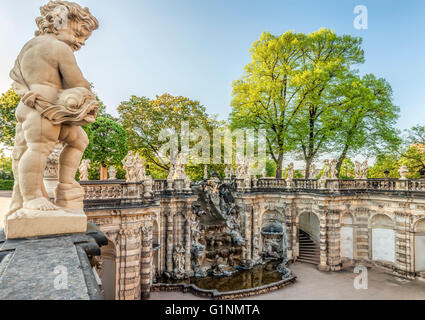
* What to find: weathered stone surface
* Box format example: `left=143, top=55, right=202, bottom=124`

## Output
left=0, top=230, right=103, bottom=300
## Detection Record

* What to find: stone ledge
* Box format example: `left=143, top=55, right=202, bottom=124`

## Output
left=0, top=223, right=107, bottom=300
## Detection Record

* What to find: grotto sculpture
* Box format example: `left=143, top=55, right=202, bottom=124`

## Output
left=5, top=1, right=99, bottom=238
left=190, top=173, right=248, bottom=276
left=173, top=243, right=186, bottom=279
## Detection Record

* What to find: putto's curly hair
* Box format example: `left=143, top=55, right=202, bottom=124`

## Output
left=35, top=1, right=99, bottom=36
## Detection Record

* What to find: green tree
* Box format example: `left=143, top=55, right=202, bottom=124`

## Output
left=83, top=117, right=128, bottom=179
left=339, top=158, right=355, bottom=179
left=332, top=74, right=400, bottom=176
left=289, top=30, right=365, bottom=177
left=368, top=154, right=401, bottom=179
left=399, top=125, right=425, bottom=178
left=230, top=29, right=364, bottom=178
left=118, top=93, right=221, bottom=178
left=0, top=88, right=20, bottom=147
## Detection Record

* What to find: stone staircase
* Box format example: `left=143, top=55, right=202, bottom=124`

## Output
left=298, top=230, right=320, bottom=265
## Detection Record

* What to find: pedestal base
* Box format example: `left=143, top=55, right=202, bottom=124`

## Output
left=5, top=209, right=87, bottom=239
left=318, top=264, right=330, bottom=272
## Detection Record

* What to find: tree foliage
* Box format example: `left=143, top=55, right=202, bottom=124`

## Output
left=83, top=117, right=128, bottom=169
left=118, top=93, right=222, bottom=178
left=230, top=29, right=400, bottom=178
left=0, top=88, right=20, bottom=147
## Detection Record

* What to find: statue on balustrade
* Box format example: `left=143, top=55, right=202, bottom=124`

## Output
left=330, top=159, right=338, bottom=179
left=399, top=165, right=409, bottom=180
left=108, top=166, right=117, bottom=180
left=286, top=163, right=294, bottom=181
left=361, top=160, right=369, bottom=179
left=79, top=159, right=91, bottom=181
left=354, top=161, right=362, bottom=179
left=122, top=151, right=137, bottom=182
left=309, top=163, right=317, bottom=179
left=5, top=1, right=100, bottom=238
left=318, top=160, right=330, bottom=189
left=135, top=156, right=147, bottom=181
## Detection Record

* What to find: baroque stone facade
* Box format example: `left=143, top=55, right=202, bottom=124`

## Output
left=80, top=177, right=425, bottom=300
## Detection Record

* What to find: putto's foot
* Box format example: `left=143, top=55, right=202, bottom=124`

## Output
left=23, top=197, right=58, bottom=211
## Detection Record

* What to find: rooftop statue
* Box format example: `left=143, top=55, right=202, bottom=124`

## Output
left=5, top=1, right=99, bottom=239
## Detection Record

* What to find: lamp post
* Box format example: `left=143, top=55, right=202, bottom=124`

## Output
left=419, top=168, right=425, bottom=179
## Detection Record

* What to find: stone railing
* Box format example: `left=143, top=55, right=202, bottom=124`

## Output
left=252, top=178, right=425, bottom=193
left=80, top=178, right=425, bottom=205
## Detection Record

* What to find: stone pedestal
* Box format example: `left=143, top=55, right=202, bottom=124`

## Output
left=5, top=209, right=87, bottom=239
left=0, top=223, right=106, bottom=300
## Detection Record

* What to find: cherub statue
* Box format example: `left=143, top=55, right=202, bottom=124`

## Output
left=6, top=1, right=99, bottom=229
left=108, top=166, right=117, bottom=180
left=322, top=159, right=331, bottom=179
left=79, top=159, right=90, bottom=181
left=286, top=162, right=294, bottom=182
left=330, top=159, right=338, bottom=179
left=309, top=164, right=316, bottom=179
left=399, top=165, right=409, bottom=180
left=361, top=160, right=369, bottom=179
left=135, top=154, right=146, bottom=181
left=122, top=151, right=137, bottom=182
left=354, top=161, right=362, bottom=179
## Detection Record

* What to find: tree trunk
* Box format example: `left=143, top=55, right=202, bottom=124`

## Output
left=100, top=162, right=108, bottom=180
left=275, top=153, right=284, bottom=179
left=305, top=157, right=313, bottom=179
left=336, top=145, right=349, bottom=178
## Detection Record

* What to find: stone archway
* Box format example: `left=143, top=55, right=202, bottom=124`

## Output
left=298, top=211, right=320, bottom=243
left=414, top=219, right=425, bottom=272
left=370, top=214, right=395, bottom=263
left=100, top=240, right=117, bottom=300
left=297, top=211, right=320, bottom=265
left=340, top=212, right=354, bottom=260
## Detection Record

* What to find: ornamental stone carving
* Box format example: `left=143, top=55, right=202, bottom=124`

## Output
left=5, top=1, right=99, bottom=239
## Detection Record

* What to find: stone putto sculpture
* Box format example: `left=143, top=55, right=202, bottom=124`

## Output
left=79, top=159, right=91, bottom=181
left=167, top=153, right=191, bottom=190
left=330, top=159, right=338, bottom=179
left=309, top=164, right=316, bottom=179
left=122, top=151, right=146, bottom=182
left=108, top=166, right=117, bottom=180
left=399, top=165, right=409, bottom=180
left=361, top=160, right=369, bottom=179
left=286, top=163, right=294, bottom=181
left=5, top=1, right=99, bottom=239
left=318, top=160, right=330, bottom=189
left=354, top=161, right=362, bottom=179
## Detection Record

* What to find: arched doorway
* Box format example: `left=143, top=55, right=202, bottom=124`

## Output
left=100, top=240, right=117, bottom=300
left=298, top=212, right=320, bottom=265
left=370, top=214, right=395, bottom=263
left=415, top=219, right=425, bottom=272
left=340, top=212, right=354, bottom=260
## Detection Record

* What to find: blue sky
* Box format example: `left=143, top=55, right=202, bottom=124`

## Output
left=1, top=0, right=424, bottom=131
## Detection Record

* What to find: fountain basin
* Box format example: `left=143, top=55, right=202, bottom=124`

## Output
left=153, top=261, right=296, bottom=300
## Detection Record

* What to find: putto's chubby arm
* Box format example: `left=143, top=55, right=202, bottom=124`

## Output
left=56, top=41, right=91, bottom=90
